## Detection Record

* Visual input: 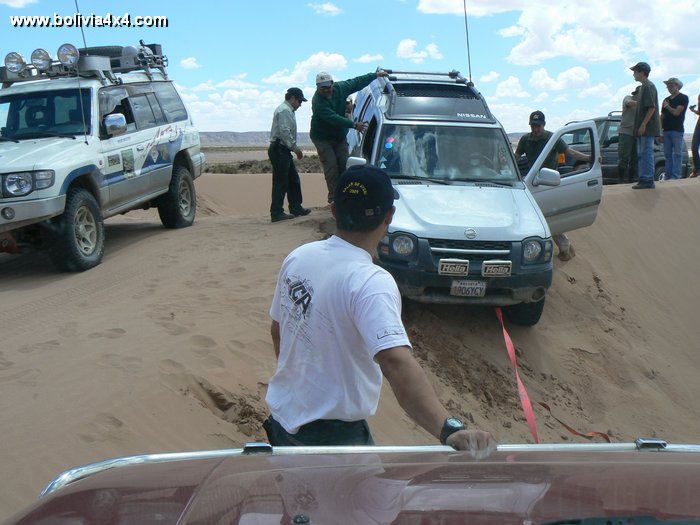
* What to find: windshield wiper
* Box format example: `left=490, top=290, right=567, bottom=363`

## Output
left=0, top=136, right=20, bottom=143
left=451, top=178, right=515, bottom=187
left=543, top=516, right=700, bottom=524
left=15, top=131, right=77, bottom=140
left=390, top=174, right=451, bottom=185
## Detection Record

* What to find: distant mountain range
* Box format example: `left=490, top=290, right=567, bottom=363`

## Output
left=200, top=131, right=312, bottom=147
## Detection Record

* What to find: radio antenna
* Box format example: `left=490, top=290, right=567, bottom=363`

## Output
left=462, top=0, right=473, bottom=82
left=74, top=0, right=88, bottom=49
left=74, top=0, right=89, bottom=144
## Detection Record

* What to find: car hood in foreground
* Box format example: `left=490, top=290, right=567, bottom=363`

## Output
left=5, top=442, right=700, bottom=524
left=391, top=182, right=549, bottom=241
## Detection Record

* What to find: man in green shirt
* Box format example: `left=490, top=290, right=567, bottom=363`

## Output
left=630, top=61, right=660, bottom=189
left=310, top=69, right=389, bottom=202
left=515, top=110, right=591, bottom=261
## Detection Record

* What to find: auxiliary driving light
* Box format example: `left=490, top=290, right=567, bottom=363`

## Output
left=31, top=48, right=52, bottom=71
left=4, top=52, right=26, bottom=73
left=57, top=43, right=79, bottom=68
left=1, top=207, right=15, bottom=221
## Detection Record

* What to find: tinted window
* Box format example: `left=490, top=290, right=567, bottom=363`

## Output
left=130, top=94, right=158, bottom=129
left=153, top=82, right=188, bottom=123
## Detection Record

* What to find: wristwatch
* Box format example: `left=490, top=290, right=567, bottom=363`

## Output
left=439, top=417, right=466, bottom=444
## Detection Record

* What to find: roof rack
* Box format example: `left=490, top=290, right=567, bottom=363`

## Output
left=1, top=40, right=168, bottom=88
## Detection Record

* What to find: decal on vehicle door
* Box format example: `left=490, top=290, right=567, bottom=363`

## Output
left=121, top=149, right=135, bottom=178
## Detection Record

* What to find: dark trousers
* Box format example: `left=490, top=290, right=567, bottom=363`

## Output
left=618, top=133, right=637, bottom=183
left=312, top=138, right=350, bottom=203
left=263, top=415, right=375, bottom=446
left=693, top=121, right=700, bottom=172
left=268, top=142, right=303, bottom=217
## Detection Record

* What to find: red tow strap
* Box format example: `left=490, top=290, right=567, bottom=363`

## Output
left=495, top=307, right=540, bottom=443
left=495, top=307, right=611, bottom=444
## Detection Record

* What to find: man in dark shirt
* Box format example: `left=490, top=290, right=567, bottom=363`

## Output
left=310, top=69, right=389, bottom=202
left=660, top=77, right=689, bottom=180
left=515, top=110, right=590, bottom=261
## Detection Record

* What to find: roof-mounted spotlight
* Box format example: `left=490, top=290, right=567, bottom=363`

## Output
left=57, top=43, right=79, bottom=68
left=31, top=48, right=52, bottom=71
left=4, top=51, right=26, bottom=73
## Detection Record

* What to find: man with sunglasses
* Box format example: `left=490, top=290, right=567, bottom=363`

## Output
left=310, top=69, right=389, bottom=203
left=515, top=110, right=591, bottom=261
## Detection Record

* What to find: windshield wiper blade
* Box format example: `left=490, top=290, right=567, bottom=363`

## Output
left=390, top=174, right=451, bottom=185
left=0, top=136, right=20, bottom=143
left=17, top=131, right=77, bottom=140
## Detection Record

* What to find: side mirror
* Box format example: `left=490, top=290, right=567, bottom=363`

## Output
left=104, top=113, right=127, bottom=137
left=532, top=167, right=561, bottom=187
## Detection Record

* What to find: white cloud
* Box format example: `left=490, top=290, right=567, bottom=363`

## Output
left=308, top=2, right=342, bottom=16
left=263, top=52, right=348, bottom=85
left=529, top=67, right=590, bottom=91
left=396, top=39, right=443, bottom=64
left=578, top=83, right=611, bottom=99
left=180, top=57, right=201, bottom=70
left=354, top=53, right=384, bottom=64
left=494, top=76, right=530, bottom=98
left=417, top=0, right=522, bottom=17
left=480, top=71, right=500, bottom=82
left=0, top=0, right=37, bottom=6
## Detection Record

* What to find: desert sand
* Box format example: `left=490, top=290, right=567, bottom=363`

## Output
left=1, top=172, right=700, bottom=518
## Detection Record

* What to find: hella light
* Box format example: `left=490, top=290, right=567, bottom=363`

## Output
left=4, top=172, right=33, bottom=197
left=57, top=43, right=79, bottom=67
left=4, top=52, right=26, bottom=73
left=392, top=234, right=416, bottom=257
left=31, top=48, right=52, bottom=71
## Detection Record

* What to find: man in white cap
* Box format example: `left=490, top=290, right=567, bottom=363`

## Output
left=310, top=69, right=389, bottom=202
left=660, top=77, right=689, bottom=180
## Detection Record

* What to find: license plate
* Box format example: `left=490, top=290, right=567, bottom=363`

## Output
left=450, top=279, right=486, bottom=297
left=482, top=260, right=512, bottom=277
left=438, top=258, right=469, bottom=276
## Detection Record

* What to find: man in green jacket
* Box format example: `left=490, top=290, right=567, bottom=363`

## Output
left=310, top=69, right=389, bottom=202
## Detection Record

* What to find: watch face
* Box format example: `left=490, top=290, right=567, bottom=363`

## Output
left=446, top=417, right=464, bottom=429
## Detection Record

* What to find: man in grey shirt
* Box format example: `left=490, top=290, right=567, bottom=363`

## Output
left=618, top=87, right=639, bottom=183
left=268, top=87, right=311, bottom=222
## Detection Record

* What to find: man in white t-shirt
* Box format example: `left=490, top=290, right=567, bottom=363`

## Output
left=264, top=164, right=496, bottom=455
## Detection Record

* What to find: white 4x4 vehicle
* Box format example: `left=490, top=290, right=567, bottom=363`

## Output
left=0, top=41, right=204, bottom=271
left=347, top=70, right=602, bottom=325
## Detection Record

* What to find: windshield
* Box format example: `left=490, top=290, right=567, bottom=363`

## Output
left=375, top=124, right=520, bottom=183
left=0, top=88, right=91, bottom=140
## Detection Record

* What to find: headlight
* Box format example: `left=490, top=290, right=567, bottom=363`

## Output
left=392, top=234, right=415, bottom=257
left=2, top=170, right=55, bottom=197
left=522, top=238, right=552, bottom=263
left=4, top=172, right=33, bottom=196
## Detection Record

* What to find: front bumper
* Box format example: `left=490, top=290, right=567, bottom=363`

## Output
left=0, top=195, right=66, bottom=234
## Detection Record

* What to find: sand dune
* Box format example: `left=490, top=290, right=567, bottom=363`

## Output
left=1, top=173, right=699, bottom=518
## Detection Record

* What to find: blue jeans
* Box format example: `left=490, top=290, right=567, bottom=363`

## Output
left=637, top=136, right=654, bottom=183
left=663, top=130, right=684, bottom=179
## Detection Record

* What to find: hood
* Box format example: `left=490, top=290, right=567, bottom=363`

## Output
left=7, top=446, right=700, bottom=524
left=391, top=182, right=549, bottom=241
left=0, top=137, right=92, bottom=172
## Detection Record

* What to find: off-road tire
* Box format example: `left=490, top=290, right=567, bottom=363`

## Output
left=157, top=165, right=196, bottom=229
left=48, top=188, right=105, bottom=272
left=504, top=299, right=545, bottom=327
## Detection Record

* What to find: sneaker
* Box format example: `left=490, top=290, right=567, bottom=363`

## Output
left=290, top=207, right=311, bottom=217
left=690, top=170, right=700, bottom=179
left=557, top=245, right=576, bottom=262
left=632, top=181, right=655, bottom=190
left=271, top=213, right=294, bottom=223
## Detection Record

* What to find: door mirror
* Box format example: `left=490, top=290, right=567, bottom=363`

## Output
left=104, top=113, right=126, bottom=137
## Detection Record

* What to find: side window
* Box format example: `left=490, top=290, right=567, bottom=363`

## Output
left=152, top=82, right=188, bottom=123
left=99, top=87, right=136, bottom=136
left=130, top=94, right=158, bottom=130
left=362, top=117, right=378, bottom=162
left=558, top=128, right=594, bottom=178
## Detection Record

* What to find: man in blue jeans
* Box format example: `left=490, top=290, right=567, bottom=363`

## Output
left=660, top=77, right=688, bottom=180
left=630, top=62, right=661, bottom=190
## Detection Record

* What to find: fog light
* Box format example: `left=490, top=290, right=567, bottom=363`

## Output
left=57, top=43, right=79, bottom=67
left=4, top=52, right=26, bottom=73
left=1, top=207, right=16, bottom=220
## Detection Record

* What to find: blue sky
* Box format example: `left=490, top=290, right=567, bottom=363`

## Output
left=2, top=0, right=699, bottom=134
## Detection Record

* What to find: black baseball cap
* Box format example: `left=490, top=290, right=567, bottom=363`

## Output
left=529, top=110, right=545, bottom=125
left=334, top=165, right=394, bottom=219
left=286, top=87, right=307, bottom=101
